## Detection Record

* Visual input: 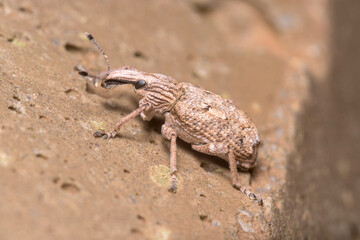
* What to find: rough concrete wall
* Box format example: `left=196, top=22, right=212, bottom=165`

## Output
left=0, top=1, right=288, bottom=239
left=276, top=0, right=360, bottom=239
left=0, top=0, right=341, bottom=239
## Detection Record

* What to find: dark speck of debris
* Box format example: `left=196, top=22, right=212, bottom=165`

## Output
left=64, top=42, right=86, bottom=53
left=34, top=149, right=48, bottom=160
left=60, top=182, right=80, bottom=194
left=8, top=105, right=21, bottom=114
left=12, top=94, right=20, bottom=101
left=199, top=214, right=208, bottom=221
left=130, top=228, right=142, bottom=234
left=52, top=177, right=60, bottom=184
left=8, top=101, right=25, bottom=114
left=133, top=50, right=147, bottom=59
left=137, top=215, right=146, bottom=221
left=191, top=1, right=218, bottom=15
left=18, top=6, right=33, bottom=13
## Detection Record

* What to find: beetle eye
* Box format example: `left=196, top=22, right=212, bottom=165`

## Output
left=134, top=79, right=146, bottom=89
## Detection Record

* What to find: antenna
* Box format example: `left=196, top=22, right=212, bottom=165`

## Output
left=85, top=32, right=111, bottom=73
left=78, top=70, right=98, bottom=79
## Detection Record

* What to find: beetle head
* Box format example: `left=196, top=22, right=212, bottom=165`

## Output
left=77, top=33, right=180, bottom=113
left=102, top=69, right=180, bottom=113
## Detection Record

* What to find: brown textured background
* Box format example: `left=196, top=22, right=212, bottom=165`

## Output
left=0, top=0, right=358, bottom=239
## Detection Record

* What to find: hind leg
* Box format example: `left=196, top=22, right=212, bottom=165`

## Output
left=228, top=149, right=263, bottom=205
left=161, top=123, right=178, bottom=193
left=192, top=143, right=263, bottom=205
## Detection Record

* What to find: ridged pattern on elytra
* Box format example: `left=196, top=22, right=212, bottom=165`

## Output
left=170, top=83, right=260, bottom=164
left=141, top=73, right=180, bottom=113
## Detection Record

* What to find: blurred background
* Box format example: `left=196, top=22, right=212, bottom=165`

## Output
left=0, top=0, right=359, bottom=239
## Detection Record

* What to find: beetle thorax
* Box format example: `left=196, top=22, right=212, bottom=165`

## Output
left=136, top=74, right=181, bottom=113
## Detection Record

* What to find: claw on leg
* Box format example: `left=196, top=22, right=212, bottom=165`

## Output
left=169, top=174, right=177, bottom=193
left=93, top=130, right=117, bottom=139
left=93, top=105, right=148, bottom=140
left=233, top=182, right=263, bottom=206
left=228, top=148, right=263, bottom=206
left=167, top=131, right=178, bottom=193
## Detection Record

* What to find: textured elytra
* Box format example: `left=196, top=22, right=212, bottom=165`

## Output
left=168, top=83, right=260, bottom=170
left=78, top=33, right=262, bottom=205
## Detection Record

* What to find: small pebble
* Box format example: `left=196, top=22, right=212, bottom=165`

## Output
left=211, top=220, right=221, bottom=227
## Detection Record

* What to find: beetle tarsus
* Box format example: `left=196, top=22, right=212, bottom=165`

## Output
left=168, top=175, right=178, bottom=193
left=233, top=183, right=263, bottom=206
left=93, top=130, right=117, bottom=139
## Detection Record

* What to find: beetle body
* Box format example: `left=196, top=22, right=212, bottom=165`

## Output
left=78, top=33, right=262, bottom=205
left=101, top=69, right=260, bottom=170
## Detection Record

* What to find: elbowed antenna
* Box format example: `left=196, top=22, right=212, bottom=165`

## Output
left=77, top=68, right=98, bottom=79
left=85, top=32, right=111, bottom=74
left=76, top=33, right=112, bottom=87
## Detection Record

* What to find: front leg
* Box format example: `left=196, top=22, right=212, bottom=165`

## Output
left=140, top=101, right=154, bottom=121
left=94, top=104, right=149, bottom=139
left=161, top=124, right=178, bottom=193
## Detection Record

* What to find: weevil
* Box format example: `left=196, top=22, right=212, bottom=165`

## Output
left=77, top=33, right=262, bottom=205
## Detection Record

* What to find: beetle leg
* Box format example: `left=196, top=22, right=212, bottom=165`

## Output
left=161, top=124, right=178, bottom=193
left=169, top=132, right=178, bottom=193
left=228, top=148, right=263, bottom=206
left=140, top=104, right=154, bottom=121
left=94, top=105, right=148, bottom=139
